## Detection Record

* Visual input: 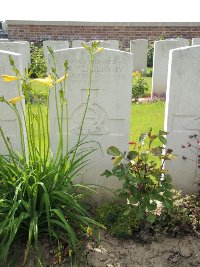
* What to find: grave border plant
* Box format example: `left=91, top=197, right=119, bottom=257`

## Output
left=97, top=129, right=200, bottom=240
left=0, top=41, right=103, bottom=266
left=29, top=42, right=47, bottom=78
left=132, top=71, right=149, bottom=102
left=102, top=128, right=175, bottom=225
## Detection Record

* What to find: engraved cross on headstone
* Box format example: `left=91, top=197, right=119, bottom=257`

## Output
left=71, top=89, right=108, bottom=135
left=70, top=88, right=126, bottom=136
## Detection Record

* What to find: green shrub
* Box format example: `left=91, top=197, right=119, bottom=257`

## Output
left=147, top=43, right=154, bottom=67
left=29, top=43, right=47, bottom=78
left=96, top=200, right=140, bottom=238
left=102, top=128, right=175, bottom=225
left=132, top=71, right=149, bottom=101
left=154, top=190, right=200, bottom=236
left=96, top=191, right=200, bottom=239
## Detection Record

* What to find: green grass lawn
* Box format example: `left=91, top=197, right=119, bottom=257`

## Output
left=129, top=100, right=165, bottom=165
left=31, top=82, right=49, bottom=96
left=27, top=104, right=48, bottom=152
left=130, top=100, right=165, bottom=144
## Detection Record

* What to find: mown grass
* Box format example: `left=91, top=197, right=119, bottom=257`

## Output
left=27, top=104, right=48, bottom=148
left=130, top=100, right=165, bottom=165
left=130, top=100, right=165, bottom=144
left=31, top=82, right=49, bottom=96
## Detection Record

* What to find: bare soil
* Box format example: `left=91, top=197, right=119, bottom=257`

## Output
left=83, top=231, right=200, bottom=267
left=4, top=230, right=200, bottom=266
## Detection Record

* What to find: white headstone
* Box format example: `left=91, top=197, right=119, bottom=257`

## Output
left=89, top=40, right=118, bottom=49
left=106, top=40, right=119, bottom=50
left=152, top=38, right=189, bottom=97
left=164, top=45, right=200, bottom=193
left=72, top=40, right=85, bottom=48
left=0, top=39, right=9, bottom=42
left=72, top=40, right=119, bottom=50
left=167, top=38, right=189, bottom=45
left=0, top=50, right=27, bottom=155
left=130, top=39, right=148, bottom=72
left=192, top=38, right=200, bottom=45
left=43, top=40, right=69, bottom=61
left=0, top=41, right=30, bottom=72
left=48, top=47, right=133, bottom=195
left=12, top=41, right=31, bottom=65
left=72, top=40, right=119, bottom=49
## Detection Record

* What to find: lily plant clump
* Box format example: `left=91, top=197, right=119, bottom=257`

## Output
left=0, top=41, right=103, bottom=266
left=102, top=128, right=175, bottom=224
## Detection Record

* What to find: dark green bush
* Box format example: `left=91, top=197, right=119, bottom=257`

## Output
left=96, top=200, right=140, bottom=238
left=147, top=43, right=154, bottom=67
left=96, top=191, right=200, bottom=240
left=29, top=43, right=47, bottom=78
left=102, top=129, right=174, bottom=225
left=132, top=71, right=149, bottom=101
left=154, top=190, right=200, bottom=236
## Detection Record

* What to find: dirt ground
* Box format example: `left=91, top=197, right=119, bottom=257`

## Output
left=5, top=230, right=200, bottom=267
left=82, top=231, right=200, bottom=267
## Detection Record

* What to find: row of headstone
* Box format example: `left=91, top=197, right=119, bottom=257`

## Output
left=0, top=45, right=133, bottom=196
left=151, top=38, right=200, bottom=97
left=44, top=39, right=200, bottom=195
left=130, top=37, right=200, bottom=76
left=43, top=40, right=120, bottom=62
left=130, top=38, right=196, bottom=76
left=43, top=39, right=149, bottom=74
left=1, top=38, right=200, bottom=195
left=71, top=40, right=119, bottom=49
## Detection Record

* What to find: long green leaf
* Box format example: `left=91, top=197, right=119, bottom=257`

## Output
left=51, top=208, right=77, bottom=250
left=0, top=212, right=29, bottom=262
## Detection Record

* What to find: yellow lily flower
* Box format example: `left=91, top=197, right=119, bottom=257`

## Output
left=86, top=226, right=93, bottom=236
left=133, top=71, right=142, bottom=78
left=55, top=74, right=69, bottom=84
left=68, top=249, right=73, bottom=257
left=95, top=47, right=104, bottom=54
left=8, top=96, right=24, bottom=104
left=31, top=75, right=54, bottom=87
left=31, top=74, right=69, bottom=87
left=2, top=75, right=19, bottom=82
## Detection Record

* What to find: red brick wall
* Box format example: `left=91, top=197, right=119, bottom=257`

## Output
left=5, top=21, right=200, bottom=50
